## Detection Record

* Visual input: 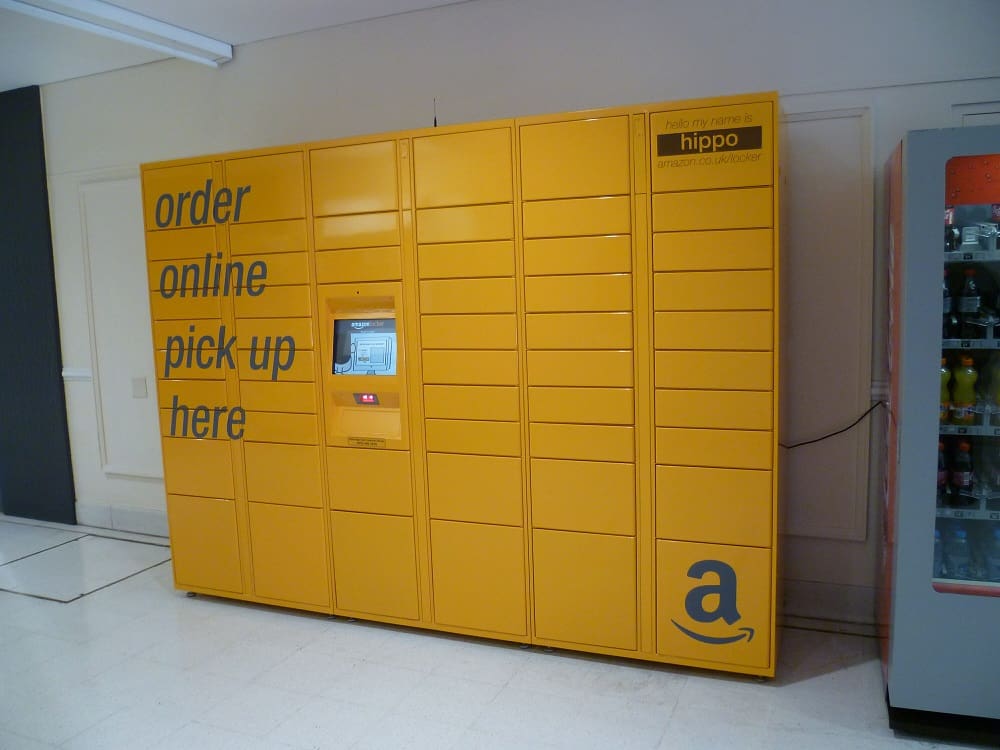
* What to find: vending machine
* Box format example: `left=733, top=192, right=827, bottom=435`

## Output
left=884, top=124, right=1000, bottom=726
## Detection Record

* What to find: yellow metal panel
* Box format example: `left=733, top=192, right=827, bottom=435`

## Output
left=520, top=117, right=630, bottom=200
left=153, top=319, right=229, bottom=347
left=314, top=212, right=400, bottom=250
left=242, top=412, right=319, bottom=445
left=159, top=407, right=232, bottom=440
left=416, top=204, right=514, bottom=244
left=656, top=466, right=771, bottom=547
left=525, top=312, right=632, bottom=350
left=225, top=152, right=305, bottom=222
left=244, top=443, right=322, bottom=507
left=418, top=241, right=515, bottom=279
left=652, top=188, right=772, bottom=232
left=145, top=226, right=216, bottom=261
left=236, top=318, right=314, bottom=350
left=310, top=140, right=398, bottom=216
left=430, top=520, right=526, bottom=635
left=143, top=163, right=214, bottom=230
left=238, top=252, right=309, bottom=286
left=419, top=278, right=516, bottom=314
left=166, top=494, right=242, bottom=593
left=425, top=419, right=521, bottom=457
left=654, top=271, right=772, bottom=311
left=315, top=247, right=402, bottom=283
left=656, top=389, right=771, bottom=430
left=523, top=235, right=631, bottom=276
left=154, top=350, right=225, bottom=381
left=656, top=540, right=771, bottom=670
left=533, top=529, right=636, bottom=650
left=422, top=350, right=518, bottom=386
left=530, top=423, right=634, bottom=462
left=149, top=293, right=221, bottom=321
left=239, top=381, right=317, bottom=413
left=420, top=314, right=517, bottom=350
left=427, top=453, right=522, bottom=526
left=656, top=428, right=772, bottom=470
left=249, top=503, right=330, bottom=606
left=653, top=229, right=773, bottom=271
left=237, top=349, right=315, bottom=382
left=655, top=350, right=772, bottom=390
left=531, top=458, right=635, bottom=535
left=233, top=285, right=311, bottom=319
left=528, top=387, right=633, bottom=425
left=230, top=219, right=307, bottom=255
left=424, top=385, right=520, bottom=421
left=330, top=511, right=419, bottom=619
left=162, top=437, right=234, bottom=498
left=156, top=379, right=227, bottom=408
left=524, top=274, right=632, bottom=313
left=654, top=311, right=772, bottom=351
left=327, top=447, right=413, bottom=516
left=522, top=196, right=631, bottom=238
left=413, top=128, right=513, bottom=208
left=527, top=351, right=633, bottom=387
left=650, top=101, right=773, bottom=192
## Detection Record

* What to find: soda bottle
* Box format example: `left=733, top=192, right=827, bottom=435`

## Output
left=959, top=268, right=985, bottom=339
left=937, top=442, right=951, bottom=505
left=943, top=523, right=972, bottom=579
left=940, top=359, right=951, bottom=423
left=951, top=356, right=978, bottom=425
left=933, top=527, right=944, bottom=578
left=950, top=440, right=974, bottom=502
left=985, top=526, right=1000, bottom=582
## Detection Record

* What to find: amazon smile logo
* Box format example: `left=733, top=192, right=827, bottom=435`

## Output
left=672, top=560, right=755, bottom=645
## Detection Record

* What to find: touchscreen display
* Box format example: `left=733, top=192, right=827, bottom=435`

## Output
left=332, top=318, right=397, bottom=375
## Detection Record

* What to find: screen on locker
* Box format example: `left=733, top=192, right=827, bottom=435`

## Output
left=332, top=318, right=397, bottom=375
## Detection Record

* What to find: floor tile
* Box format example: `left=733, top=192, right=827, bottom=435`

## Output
left=60, top=698, right=192, bottom=750
left=352, top=712, right=468, bottom=750
left=394, top=673, right=504, bottom=727
left=0, top=536, right=170, bottom=602
left=471, top=685, right=669, bottom=750
left=321, top=659, right=430, bottom=710
left=265, top=696, right=387, bottom=749
left=0, top=521, right=84, bottom=564
left=198, top=683, right=313, bottom=737
left=0, top=728, right=58, bottom=750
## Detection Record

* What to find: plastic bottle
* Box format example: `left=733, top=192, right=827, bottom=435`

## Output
left=940, top=359, right=951, bottom=423
left=937, top=442, right=951, bottom=505
left=943, top=269, right=959, bottom=339
left=951, top=356, right=978, bottom=425
left=959, top=268, right=985, bottom=339
left=985, top=526, right=1000, bottom=582
left=933, top=528, right=944, bottom=578
left=943, top=523, right=972, bottom=579
left=950, top=441, right=974, bottom=502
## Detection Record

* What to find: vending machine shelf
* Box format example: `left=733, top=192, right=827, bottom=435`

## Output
left=937, top=506, right=1000, bottom=521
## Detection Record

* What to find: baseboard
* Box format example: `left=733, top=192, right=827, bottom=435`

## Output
left=781, top=578, right=878, bottom=636
left=75, top=502, right=169, bottom=537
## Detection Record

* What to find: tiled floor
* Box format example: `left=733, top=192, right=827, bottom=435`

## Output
left=0, top=518, right=170, bottom=602
left=0, top=518, right=987, bottom=749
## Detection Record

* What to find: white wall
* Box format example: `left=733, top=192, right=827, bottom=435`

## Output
left=40, top=0, right=1000, bottom=625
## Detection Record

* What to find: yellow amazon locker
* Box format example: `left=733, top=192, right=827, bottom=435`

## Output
left=142, top=90, right=779, bottom=677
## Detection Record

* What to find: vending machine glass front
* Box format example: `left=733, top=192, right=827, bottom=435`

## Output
left=936, top=154, right=1000, bottom=594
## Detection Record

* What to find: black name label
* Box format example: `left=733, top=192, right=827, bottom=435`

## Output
left=657, top=126, right=762, bottom=156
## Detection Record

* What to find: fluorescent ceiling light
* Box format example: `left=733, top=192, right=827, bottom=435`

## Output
left=1, top=0, right=232, bottom=67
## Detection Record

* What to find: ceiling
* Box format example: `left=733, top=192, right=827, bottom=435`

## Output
left=0, top=0, right=465, bottom=93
